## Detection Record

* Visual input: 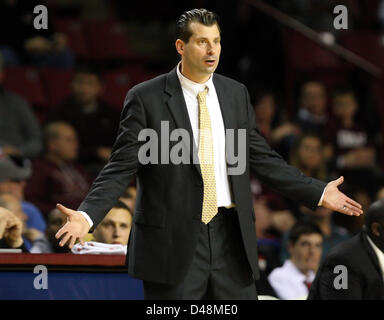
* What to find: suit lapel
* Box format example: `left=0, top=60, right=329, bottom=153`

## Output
left=164, top=67, right=201, bottom=176
left=213, top=75, right=237, bottom=131
left=361, top=232, right=384, bottom=283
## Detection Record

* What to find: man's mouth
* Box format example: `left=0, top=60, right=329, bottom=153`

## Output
left=205, top=59, right=216, bottom=66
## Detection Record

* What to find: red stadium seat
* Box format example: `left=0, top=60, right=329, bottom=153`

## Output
left=340, top=31, right=384, bottom=68
left=101, top=66, right=157, bottom=110
left=39, top=68, right=74, bottom=108
left=283, top=29, right=341, bottom=71
left=54, top=18, right=90, bottom=59
left=3, top=67, right=47, bottom=107
left=84, top=20, right=135, bottom=61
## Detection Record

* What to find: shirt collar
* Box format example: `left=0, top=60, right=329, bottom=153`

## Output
left=367, top=235, right=384, bottom=278
left=285, top=259, right=316, bottom=283
left=176, top=61, right=215, bottom=98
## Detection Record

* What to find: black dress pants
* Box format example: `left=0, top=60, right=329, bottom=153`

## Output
left=143, top=208, right=257, bottom=300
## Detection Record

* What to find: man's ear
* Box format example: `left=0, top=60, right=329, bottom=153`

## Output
left=371, top=222, right=381, bottom=238
left=175, top=39, right=184, bottom=56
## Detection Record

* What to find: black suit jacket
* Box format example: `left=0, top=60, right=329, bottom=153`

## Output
left=308, top=231, right=384, bottom=300
left=78, top=67, right=326, bottom=285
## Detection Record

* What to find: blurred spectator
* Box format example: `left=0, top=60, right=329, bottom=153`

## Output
left=25, top=121, right=91, bottom=216
left=325, top=87, right=383, bottom=197
left=268, top=221, right=323, bottom=299
left=0, top=206, right=27, bottom=252
left=30, top=208, right=70, bottom=253
left=0, top=154, right=46, bottom=233
left=286, top=133, right=329, bottom=218
left=290, top=133, right=328, bottom=181
left=0, top=193, right=43, bottom=250
left=294, top=80, right=328, bottom=138
left=0, top=55, right=42, bottom=158
left=0, top=0, right=74, bottom=68
left=252, top=88, right=299, bottom=160
left=376, top=186, right=384, bottom=201
left=324, top=87, right=376, bottom=172
left=309, top=199, right=384, bottom=300
left=48, top=65, right=120, bottom=177
left=72, top=201, right=132, bottom=255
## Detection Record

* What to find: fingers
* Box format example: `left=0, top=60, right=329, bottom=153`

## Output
left=55, top=223, right=68, bottom=241
left=345, top=198, right=363, bottom=211
left=56, top=203, right=73, bottom=217
left=68, top=235, right=76, bottom=249
left=333, top=176, right=344, bottom=186
left=341, top=203, right=361, bottom=216
left=58, top=231, right=71, bottom=247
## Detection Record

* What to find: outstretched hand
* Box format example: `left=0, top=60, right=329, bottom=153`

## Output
left=321, top=176, right=363, bottom=216
left=55, top=204, right=90, bottom=249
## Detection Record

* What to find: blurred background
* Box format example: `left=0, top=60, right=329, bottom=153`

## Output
left=1, top=0, right=384, bottom=299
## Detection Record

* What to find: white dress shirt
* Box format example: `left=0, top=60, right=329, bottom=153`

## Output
left=268, top=259, right=316, bottom=300
left=176, top=62, right=233, bottom=207
left=367, top=235, right=384, bottom=281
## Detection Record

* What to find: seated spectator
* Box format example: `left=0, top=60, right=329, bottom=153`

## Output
left=268, top=221, right=323, bottom=300
left=280, top=206, right=351, bottom=263
left=0, top=193, right=43, bottom=251
left=72, top=201, right=132, bottom=255
left=47, top=65, right=120, bottom=178
left=324, top=87, right=381, bottom=195
left=294, top=80, right=328, bottom=138
left=92, top=200, right=133, bottom=245
left=324, top=87, right=376, bottom=172
left=0, top=0, right=74, bottom=68
left=252, top=88, right=299, bottom=160
left=30, top=208, right=70, bottom=253
left=308, top=199, right=384, bottom=300
left=25, top=121, right=91, bottom=216
left=0, top=55, right=42, bottom=158
left=287, top=133, right=329, bottom=217
left=290, top=133, right=328, bottom=182
left=0, top=206, right=27, bottom=252
left=376, top=186, right=384, bottom=201
left=0, top=154, right=46, bottom=233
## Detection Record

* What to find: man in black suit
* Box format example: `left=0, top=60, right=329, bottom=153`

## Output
left=55, top=9, right=362, bottom=299
left=308, top=199, right=384, bottom=300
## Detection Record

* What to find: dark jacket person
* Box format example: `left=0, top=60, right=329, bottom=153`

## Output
left=308, top=199, right=384, bottom=300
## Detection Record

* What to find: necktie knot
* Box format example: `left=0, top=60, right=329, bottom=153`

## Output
left=197, top=86, right=209, bottom=103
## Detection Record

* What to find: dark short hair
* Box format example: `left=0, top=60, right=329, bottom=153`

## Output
left=288, top=220, right=323, bottom=245
left=364, top=199, right=384, bottom=232
left=73, top=64, right=101, bottom=80
left=176, top=8, right=220, bottom=43
left=113, top=200, right=133, bottom=216
left=332, top=86, right=356, bottom=100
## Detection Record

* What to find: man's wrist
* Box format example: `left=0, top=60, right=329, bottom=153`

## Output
left=78, top=211, right=93, bottom=228
left=318, top=187, right=326, bottom=206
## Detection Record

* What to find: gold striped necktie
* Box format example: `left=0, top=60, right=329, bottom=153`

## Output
left=197, top=86, right=217, bottom=224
